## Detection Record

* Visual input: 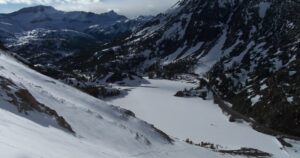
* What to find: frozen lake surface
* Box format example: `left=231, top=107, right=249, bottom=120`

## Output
left=108, top=78, right=300, bottom=158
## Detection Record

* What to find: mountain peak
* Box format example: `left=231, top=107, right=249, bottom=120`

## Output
left=31, top=5, right=55, bottom=10
left=100, top=10, right=127, bottom=20
left=105, top=10, right=120, bottom=17
left=13, top=5, right=57, bottom=15
left=107, top=10, right=117, bottom=14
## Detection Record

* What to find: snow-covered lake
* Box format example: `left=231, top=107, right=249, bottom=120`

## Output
left=107, top=78, right=299, bottom=158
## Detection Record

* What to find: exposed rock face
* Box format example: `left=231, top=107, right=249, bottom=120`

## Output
left=206, top=0, right=300, bottom=136
left=0, top=76, right=74, bottom=133
left=0, top=41, right=6, bottom=50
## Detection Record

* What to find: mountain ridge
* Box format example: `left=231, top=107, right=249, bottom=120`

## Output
left=0, top=5, right=127, bottom=33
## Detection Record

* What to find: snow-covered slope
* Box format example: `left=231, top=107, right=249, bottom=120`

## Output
left=0, top=50, right=242, bottom=158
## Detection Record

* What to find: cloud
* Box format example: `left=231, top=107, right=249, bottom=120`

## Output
left=0, top=0, right=101, bottom=4
left=0, top=0, right=179, bottom=17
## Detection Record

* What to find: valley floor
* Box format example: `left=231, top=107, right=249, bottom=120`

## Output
left=107, top=78, right=300, bottom=158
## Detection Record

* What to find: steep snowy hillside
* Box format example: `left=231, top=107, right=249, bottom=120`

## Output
left=0, top=50, right=248, bottom=158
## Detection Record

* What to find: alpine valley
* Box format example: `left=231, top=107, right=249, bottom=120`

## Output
left=0, top=0, right=300, bottom=158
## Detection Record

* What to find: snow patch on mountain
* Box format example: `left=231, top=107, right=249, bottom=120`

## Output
left=258, top=2, right=271, bottom=18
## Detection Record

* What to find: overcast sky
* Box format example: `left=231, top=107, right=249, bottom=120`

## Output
left=0, top=0, right=179, bottom=18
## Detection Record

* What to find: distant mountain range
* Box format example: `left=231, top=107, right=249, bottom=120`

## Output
left=0, top=5, right=126, bottom=33
left=0, top=5, right=151, bottom=68
left=0, top=5, right=152, bottom=43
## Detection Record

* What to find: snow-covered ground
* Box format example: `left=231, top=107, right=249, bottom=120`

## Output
left=0, top=52, right=240, bottom=158
left=107, top=78, right=300, bottom=158
left=0, top=50, right=299, bottom=158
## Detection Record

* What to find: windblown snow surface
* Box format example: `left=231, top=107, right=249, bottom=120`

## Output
left=0, top=51, right=238, bottom=158
left=108, top=78, right=300, bottom=158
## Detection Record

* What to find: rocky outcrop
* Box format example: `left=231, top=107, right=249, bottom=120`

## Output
left=0, top=76, right=74, bottom=133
